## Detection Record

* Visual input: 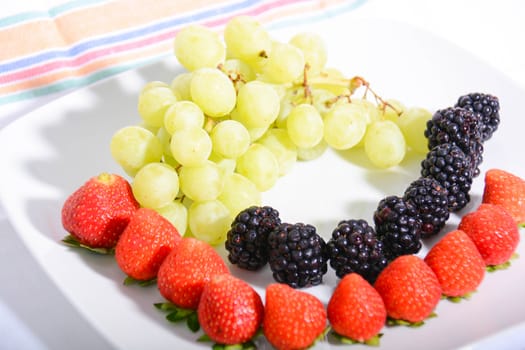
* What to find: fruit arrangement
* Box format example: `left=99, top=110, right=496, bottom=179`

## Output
left=60, top=15, right=525, bottom=350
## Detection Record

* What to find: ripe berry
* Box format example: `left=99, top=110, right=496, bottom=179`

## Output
left=374, top=255, right=442, bottom=324
left=373, top=196, right=422, bottom=261
left=326, top=219, right=387, bottom=284
left=424, top=230, right=485, bottom=297
left=225, top=205, right=281, bottom=270
left=268, top=223, right=328, bottom=288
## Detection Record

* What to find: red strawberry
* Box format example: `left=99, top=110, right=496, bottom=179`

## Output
left=61, top=173, right=139, bottom=249
left=115, top=207, right=181, bottom=281
left=374, top=255, right=441, bottom=324
left=327, top=273, right=386, bottom=344
left=458, top=203, right=520, bottom=266
left=263, top=283, right=327, bottom=350
left=424, top=230, right=485, bottom=297
left=157, top=237, right=229, bottom=309
left=482, top=168, right=525, bottom=225
left=198, top=274, right=263, bottom=345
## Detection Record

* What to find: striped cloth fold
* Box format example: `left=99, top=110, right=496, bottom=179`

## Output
left=0, top=0, right=365, bottom=116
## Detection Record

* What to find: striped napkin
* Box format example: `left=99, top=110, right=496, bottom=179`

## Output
left=0, top=0, right=365, bottom=127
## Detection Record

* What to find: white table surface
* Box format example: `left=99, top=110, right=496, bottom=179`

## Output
left=1, top=1, right=524, bottom=349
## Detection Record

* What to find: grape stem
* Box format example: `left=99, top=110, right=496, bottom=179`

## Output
left=295, top=70, right=403, bottom=116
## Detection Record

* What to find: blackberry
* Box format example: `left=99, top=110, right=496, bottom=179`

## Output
left=326, top=219, right=387, bottom=284
left=225, top=206, right=281, bottom=270
left=455, top=92, right=500, bottom=142
left=424, top=107, right=483, bottom=176
left=421, top=143, right=473, bottom=212
left=403, top=177, right=450, bottom=238
left=373, top=195, right=422, bottom=261
left=267, top=222, right=328, bottom=288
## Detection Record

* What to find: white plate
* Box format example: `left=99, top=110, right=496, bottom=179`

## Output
left=1, top=16, right=524, bottom=350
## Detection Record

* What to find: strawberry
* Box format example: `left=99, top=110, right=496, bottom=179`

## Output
left=327, top=273, right=386, bottom=344
left=157, top=237, right=229, bottom=309
left=61, top=173, right=139, bottom=249
left=482, top=168, right=525, bottom=225
left=115, top=207, right=181, bottom=281
left=458, top=203, right=520, bottom=266
left=198, top=274, right=263, bottom=345
left=374, top=255, right=441, bottom=324
left=424, top=230, right=485, bottom=297
left=263, top=283, right=327, bottom=350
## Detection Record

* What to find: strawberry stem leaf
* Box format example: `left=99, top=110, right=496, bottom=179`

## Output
left=331, top=331, right=382, bottom=346
left=154, top=302, right=199, bottom=332
left=62, top=235, right=114, bottom=255
left=387, top=313, right=436, bottom=328
left=123, top=276, right=156, bottom=287
left=443, top=291, right=475, bottom=303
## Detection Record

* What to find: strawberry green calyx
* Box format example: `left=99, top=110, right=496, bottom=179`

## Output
left=123, top=276, right=156, bottom=287
left=331, top=331, right=383, bottom=347
left=62, top=235, right=115, bottom=255
left=96, top=172, right=117, bottom=184
left=486, top=253, right=519, bottom=272
left=386, top=312, right=437, bottom=328
left=154, top=302, right=200, bottom=332
left=443, top=291, right=476, bottom=303
left=197, top=334, right=257, bottom=350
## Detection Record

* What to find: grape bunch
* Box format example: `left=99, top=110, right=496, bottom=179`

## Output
left=109, top=16, right=431, bottom=245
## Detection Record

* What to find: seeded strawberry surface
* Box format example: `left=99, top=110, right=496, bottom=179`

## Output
left=115, top=207, right=182, bottom=281
left=263, top=283, right=327, bottom=350
left=198, top=274, right=263, bottom=345
left=424, top=230, right=485, bottom=297
left=157, top=237, right=230, bottom=310
left=482, top=168, right=525, bottom=225
left=459, top=203, right=520, bottom=266
left=328, top=273, right=386, bottom=342
left=374, top=255, right=442, bottom=323
left=61, top=173, right=139, bottom=248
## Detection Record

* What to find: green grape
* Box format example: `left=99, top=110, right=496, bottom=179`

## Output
left=222, top=58, right=256, bottom=83
left=164, top=100, right=205, bottom=134
left=260, top=42, right=305, bottom=84
left=315, top=68, right=350, bottom=95
left=170, top=126, right=211, bottom=166
left=142, top=80, right=170, bottom=92
left=397, top=107, right=432, bottom=154
left=286, top=103, right=324, bottom=149
left=210, top=120, right=250, bottom=159
left=224, top=16, right=272, bottom=62
left=289, top=32, right=327, bottom=75
left=155, top=200, right=188, bottom=236
left=162, top=154, right=180, bottom=169
left=364, top=120, right=406, bottom=168
left=188, top=200, right=231, bottom=245
left=351, top=98, right=381, bottom=124
left=311, top=88, right=337, bottom=116
left=190, top=68, right=236, bottom=118
left=156, top=127, right=173, bottom=157
left=236, top=143, right=279, bottom=192
left=170, top=72, right=192, bottom=101
left=208, top=152, right=236, bottom=177
left=381, top=99, right=406, bottom=123
left=173, top=25, right=225, bottom=71
left=247, top=125, right=269, bottom=142
left=218, top=172, right=261, bottom=220
left=110, top=125, right=163, bottom=176
left=258, top=128, right=297, bottom=176
left=323, top=103, right=367, bottom=150
left=132, top=162, right=179, bottom=209
left=234, top=81, right=280, bottom=128
left=297, top=139, right=328, bottom=161
left=137, top=85, right=178, bottom=128
left=179, top=161, right=224, bottom=202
